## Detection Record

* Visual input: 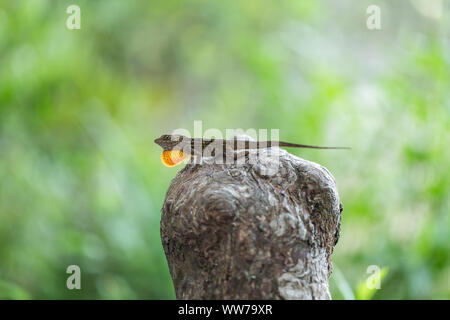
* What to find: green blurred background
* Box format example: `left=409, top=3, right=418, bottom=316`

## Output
left=0, top=0, right=449, bottom=299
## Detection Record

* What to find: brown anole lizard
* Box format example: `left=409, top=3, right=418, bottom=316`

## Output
left=155, top=134, right=349, bottom=167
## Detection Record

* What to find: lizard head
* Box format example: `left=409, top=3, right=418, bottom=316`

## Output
left=154, top=134, right=186, bottom=150
left=155, top=134, right=190, bottom=167
left=155, top=134, right=191, bottom=150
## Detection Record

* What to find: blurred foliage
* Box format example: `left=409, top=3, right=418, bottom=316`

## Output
left=0, top=0, right=449, bottom=299
left=355, top=267, right=389, bottom=300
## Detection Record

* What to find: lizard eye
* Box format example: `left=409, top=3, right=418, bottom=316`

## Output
left=161, top=150, right=188, bottom=167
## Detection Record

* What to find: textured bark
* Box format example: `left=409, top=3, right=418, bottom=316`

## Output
left=160, top=147, right=342, bottom=300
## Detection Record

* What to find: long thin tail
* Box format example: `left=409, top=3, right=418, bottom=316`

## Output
left=277, top=141, right=351, bottom=150
left=218, top=139, right=350, bottom=150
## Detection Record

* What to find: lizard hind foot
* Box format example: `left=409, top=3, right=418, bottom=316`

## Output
left=161, top=150, right=188, bottom=167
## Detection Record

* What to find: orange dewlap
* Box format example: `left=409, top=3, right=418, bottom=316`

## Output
left=161, top=150, right=188, bottom=167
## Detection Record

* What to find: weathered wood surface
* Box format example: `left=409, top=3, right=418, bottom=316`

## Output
left=160, top=147, right=342, bottom=299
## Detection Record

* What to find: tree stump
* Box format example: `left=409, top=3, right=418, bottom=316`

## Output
left=160, top=147, right=342, bottom=299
